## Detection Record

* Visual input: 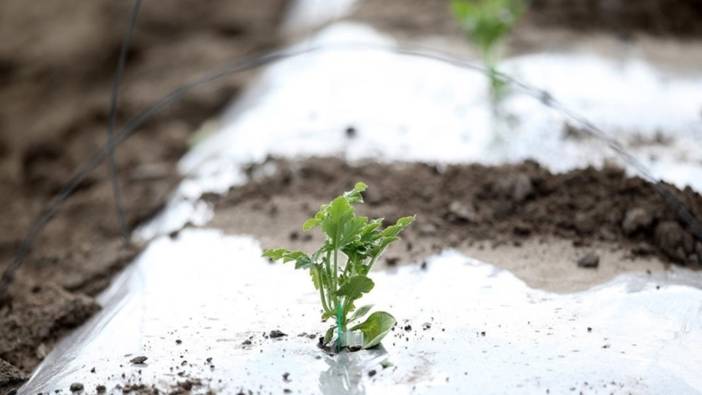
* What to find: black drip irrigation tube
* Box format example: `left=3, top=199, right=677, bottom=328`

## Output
left=1, top=42, right=702, bottom=303
left=105, top=0, right=142, bottom=244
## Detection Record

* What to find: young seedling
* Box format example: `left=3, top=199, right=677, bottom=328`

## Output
left=263, top=182, right=414, bottom=351
left=451, top=0, right=525, bottom=103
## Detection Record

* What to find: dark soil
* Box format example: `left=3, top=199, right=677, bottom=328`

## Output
left=0, top=359, right=25, bottom=394
left=351, top=0, right=702, bottom=38
left=528, top=0, right=702, bottom=37
left=0, top=0, right=287, bottom=389
left=213, top=157, right=702, bottom=268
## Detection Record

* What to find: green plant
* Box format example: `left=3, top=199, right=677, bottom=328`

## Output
left=263, top=182, right=414, bottom=351
left=451, top=0, right=525, bottom=102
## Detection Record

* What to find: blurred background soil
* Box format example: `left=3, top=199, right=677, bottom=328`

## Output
left=351, top=0, right=702, bottom=38
left=0, top=0, right=287, bottom=382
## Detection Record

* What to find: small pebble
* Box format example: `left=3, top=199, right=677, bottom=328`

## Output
left=345, top=126, right=357, bottom=138
left=130, top=356, right=148, bottom=364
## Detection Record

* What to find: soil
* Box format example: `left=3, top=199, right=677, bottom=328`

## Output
left=527, top=0, right=702, bottom=38
left=208, top=157, right=702, bottom=290
left=350, top=0, right=702, bottom=38
left=0, top=0, right=287, bottom=390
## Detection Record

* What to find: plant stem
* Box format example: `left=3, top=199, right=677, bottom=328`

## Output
left=317, top=269, right=331, bottom=313
left=324, top=250, right=334, bottom=306
left=320, top=267, right=334, bottom=312
left=333, top=247, right=339, bottom=292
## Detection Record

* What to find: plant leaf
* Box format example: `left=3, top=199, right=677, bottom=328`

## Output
left=348, top=304, right=373, bottom=323
left=370, top=215, right=416, bottom=258
left=303, top=218, right=319, bottom=231
left=343, top=181, right=367, bottom=204
left=262, top=248, right=313, bottom=269
left=323, top=326, right=336, bottom=345
left=322, top=197, right=353, bottom=241
left=350, top=311, right=396, bottom=349
left=303, top=182, right=366, bottom=232
left=336, top=276, right=374, bottom=300
left=322, top=310, right=335, bottom=321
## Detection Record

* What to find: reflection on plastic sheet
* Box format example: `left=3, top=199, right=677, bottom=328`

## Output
left=21, top=229, right=702, bottom=394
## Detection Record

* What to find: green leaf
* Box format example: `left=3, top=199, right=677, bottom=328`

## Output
left=262, top=248, right=312, bottom=269
left=303, top=217, right=319, bottom=231
left=350, top=311, right=396, bottom=349
left=381, top=216, right=416, bottom=238
left=323, top=326, right=336, bottom=345
left=370, top=215, right=416, bottom=258
left=336, top=276, right=374, bottom=300
left=343, top=181, right=367, bottom=204
left=322, top=197, right=353, bottom=240
left=348, top=304, right=373, bottom=323
left=262, top=248, right=286, bottom=260
left=302, top=182, right=367, bottom=232
left=322, top=310, right=335, bottom=321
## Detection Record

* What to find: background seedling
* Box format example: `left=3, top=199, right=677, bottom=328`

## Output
left=263, top=182, right=414, bottom=351
left=451, top=0, right=525, bottom=104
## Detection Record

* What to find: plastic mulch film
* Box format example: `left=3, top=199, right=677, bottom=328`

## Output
left=21, top=229, right=702, bottom=394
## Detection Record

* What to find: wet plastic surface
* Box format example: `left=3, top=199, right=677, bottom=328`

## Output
left=21, top=229, right=702, bottom=394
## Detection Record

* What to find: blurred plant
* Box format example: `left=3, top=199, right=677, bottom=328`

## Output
left=451, top=0, right=525, bottom=103
left=263, top=182, right=414, bottom=351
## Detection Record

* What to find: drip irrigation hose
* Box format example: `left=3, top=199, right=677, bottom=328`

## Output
left=106, top=0, right=142, bottom=244
left=2, top=42, right=702, bottom=304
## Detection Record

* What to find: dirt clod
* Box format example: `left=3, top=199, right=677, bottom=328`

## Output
left=448, top=201, right=480, bottom=222
left=269, top=330, right=287, bottom=339
left=655, top=221, right=695, bottom=262
left=577, top=253, right=600, bottom=269
left=69, top=382, right=83, bottom=392
left=0, top=359, right=25, bottom=393
left=494, top=173, right=533, bottom=202
left=622, top=207, right=654, bottom=235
